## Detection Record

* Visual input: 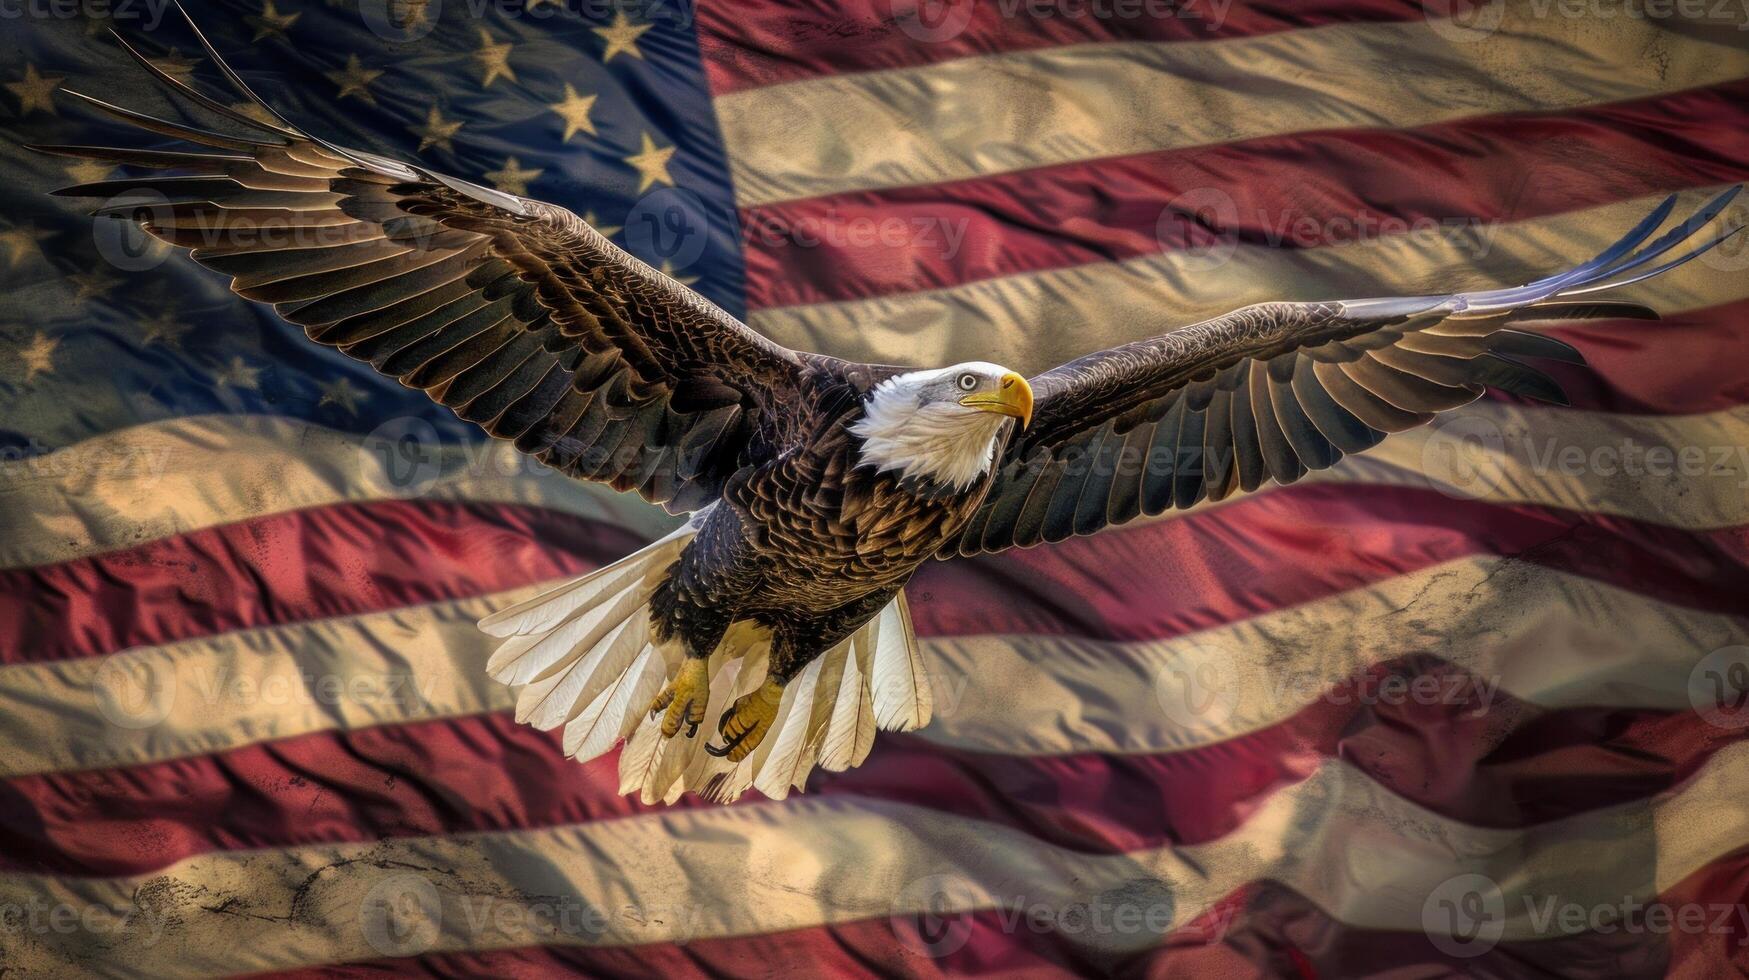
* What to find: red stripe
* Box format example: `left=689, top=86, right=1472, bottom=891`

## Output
left=912, top=482, right=1749, bottom=641
left=696, top=0, right=1438, bottom=96
left=4, top=665, right=1733, bottom=878
left=1660, top=851, right=1749, bottom=978
left=1139, top=852, right=1749, bottom=978
left=739, top=81, right=1749, bottom=310
left=253, top=848, right=1749, bottom=978
left=10, top=482, right=1748, bottom=667
left=0, top=500, right=636, bottom=666
left=1533, top=305, right=1749, bottom=415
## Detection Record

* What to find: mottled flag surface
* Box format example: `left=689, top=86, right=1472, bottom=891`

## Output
left=3, top=0, right=1749, bottom=975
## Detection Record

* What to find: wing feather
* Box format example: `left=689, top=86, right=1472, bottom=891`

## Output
left=1104, top=421, right=1155, bottom=527
left=1269, top=358, right=1339, bottom=470
left=1196, top=387, right=1237, bottom=504
left=944, top=189, right=1741, bottom=557
left=1292, top=356, right=1383, bottom=454
left=1227, top=370, right=1267, bottom=493
left=1251, top=359, right=1305, bottom=483
left=1139, top=399, right=1184, bottom=516
left=36, top=16, right=829, bottom=514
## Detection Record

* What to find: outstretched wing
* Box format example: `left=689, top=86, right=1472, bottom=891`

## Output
left=945, top=189, right=1743, bottom=557
left=37, top=17, right=811, bottom=514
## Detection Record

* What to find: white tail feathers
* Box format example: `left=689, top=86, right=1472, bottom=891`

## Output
left=869, top=588, right=932, bottom=731
left=478, top=517, right=696, bottom=640
left=819, top=635, right=877, bottom=772
left=696, top=593, right=929, bottom=804
left=478, top=519, right=930, bottom=805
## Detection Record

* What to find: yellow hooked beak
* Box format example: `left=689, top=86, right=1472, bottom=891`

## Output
left=960, top=372, right=1033, bottom=429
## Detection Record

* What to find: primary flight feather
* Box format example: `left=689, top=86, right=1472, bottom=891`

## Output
left=39, top=9, right=1743, bottom=804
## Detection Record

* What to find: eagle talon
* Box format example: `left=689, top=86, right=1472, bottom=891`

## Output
left=703, top=730, right=748, bottom=758
left=649, top=657, right=710, bottom=739
left=708, top=678, right=785, bottom=761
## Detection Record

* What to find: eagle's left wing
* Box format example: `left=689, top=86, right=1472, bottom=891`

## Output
left=943, top=190, right=1742, bottom=558
left=37, top=15, right=817, bottom=516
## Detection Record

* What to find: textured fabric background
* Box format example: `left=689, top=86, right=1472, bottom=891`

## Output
left=2, top=0, right=1748, bottom=975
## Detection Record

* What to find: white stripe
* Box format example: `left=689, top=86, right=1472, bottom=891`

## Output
left=717, top=4, right=1749, bottom=206
left=1318, top=400, right=1749, bottom=532
left=918, top=555, right=1742, bottom=756
left=0, top=414, right=677, bottom=571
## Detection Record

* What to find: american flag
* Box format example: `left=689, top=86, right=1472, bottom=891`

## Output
left=3, top=0, right=1749, bottom=975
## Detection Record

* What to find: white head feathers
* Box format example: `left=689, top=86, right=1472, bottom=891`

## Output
left=848, top=363, right=1018, bottom=491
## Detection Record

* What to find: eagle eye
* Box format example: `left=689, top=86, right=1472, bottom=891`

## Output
left=956, top=373, right=979, bottom=391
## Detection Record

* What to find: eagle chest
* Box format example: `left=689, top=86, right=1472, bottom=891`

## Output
left=730, top=445, right=990, bottom=593
left=847, top=471, right=989, bottom=559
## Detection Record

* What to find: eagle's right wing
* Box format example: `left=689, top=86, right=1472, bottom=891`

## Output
left=944, top=189, right=1742, bottom=557
left=38, top=15, right=812, bottom=514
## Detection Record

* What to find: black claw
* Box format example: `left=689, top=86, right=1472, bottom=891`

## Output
left=685, top=719, right=699, bottom=738
left=705, top=725, right=754, bottom=758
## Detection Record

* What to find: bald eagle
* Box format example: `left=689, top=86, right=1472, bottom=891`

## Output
left=39, top=14, right=1742, bottom=803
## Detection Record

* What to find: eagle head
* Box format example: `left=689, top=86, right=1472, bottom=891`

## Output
left=848, top=362, right=1034, bottom=491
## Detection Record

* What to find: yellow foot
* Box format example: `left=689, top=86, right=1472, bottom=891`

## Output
left=706, top=678, right=784, bottom=761
left=648, top=657, right=710, bottom=738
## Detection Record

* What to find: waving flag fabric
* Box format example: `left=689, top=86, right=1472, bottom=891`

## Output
left=2, top=0, right=1749, bottom=975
